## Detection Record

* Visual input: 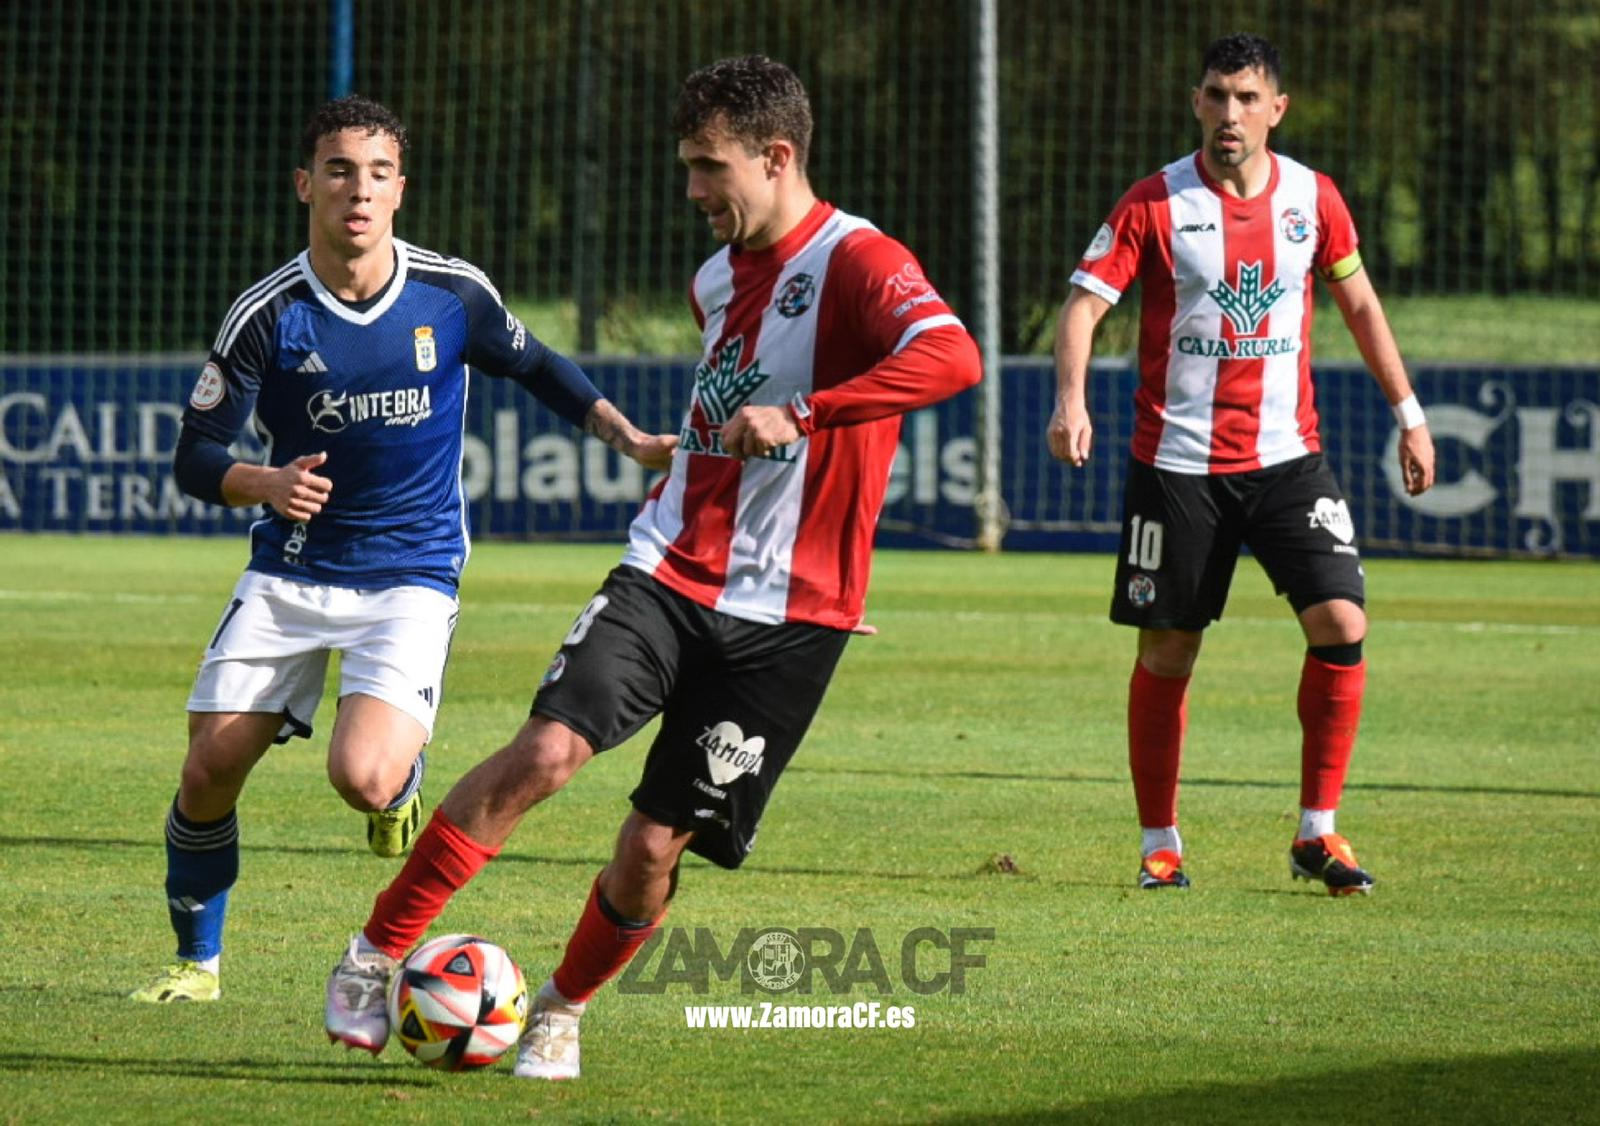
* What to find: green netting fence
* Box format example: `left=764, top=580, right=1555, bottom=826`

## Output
left=3, top=0, right=1596, bottom=357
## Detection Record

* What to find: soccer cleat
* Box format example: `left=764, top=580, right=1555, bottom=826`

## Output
left=129, top=960, right=220, bottom=1003
left=324, top=935, right=398, bottom=1053
left=512, top=980, right=586, bottom=1080
left=1290, top=833, right=1375, bottom=896
left=367, top=754, right=425, bottom=858
left=1138, top=848, right=1190, bottom=889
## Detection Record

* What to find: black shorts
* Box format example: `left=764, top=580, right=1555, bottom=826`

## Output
left=1110, top=454, right=1366, bottom=631
left=531, top=566, right=850, bottom=870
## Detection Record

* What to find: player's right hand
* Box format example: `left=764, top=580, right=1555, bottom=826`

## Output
left=1047, top=404, right=1093, bottom=467
left=267, top=451, right=333, bottom=521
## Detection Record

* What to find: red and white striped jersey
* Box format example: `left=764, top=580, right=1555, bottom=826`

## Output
left=1071, top=151, right=1362, bottom=475
left=622, top=201, right=980, bottom=629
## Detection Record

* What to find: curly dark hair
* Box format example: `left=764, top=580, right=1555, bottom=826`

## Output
left=672, top=55, right=813, bottom=173
left=301, top=95, right=409, bottom=165
left=1200, top=33, right=1282, bottom=88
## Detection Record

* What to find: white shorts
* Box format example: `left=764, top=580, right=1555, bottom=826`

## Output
left=187, top=571, right=459, bottom=743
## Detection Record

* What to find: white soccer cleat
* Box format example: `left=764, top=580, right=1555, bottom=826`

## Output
left=512, top=979, right=586, bottom=1080
left=325, top=935, right=398, bottom=1054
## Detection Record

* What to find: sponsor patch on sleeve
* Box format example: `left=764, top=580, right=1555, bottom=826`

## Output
left=190, top=361, right=226, bottom=410
left=1082, top=223, right=1114, bottom=262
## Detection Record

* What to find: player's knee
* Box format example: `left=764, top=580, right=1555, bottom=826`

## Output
left=614, top=814, right=689, bottom=880
left=1138, top=630, right=1202, bottom=678
left=1299, top=598, right=1366, bottom=647
left=179, top=752, right=244, bottom=799
left=325, top=760, right=398, bottom=812
left=180, top=729, right=260, bottom=799
left=504, top=719, right=591, bottom=793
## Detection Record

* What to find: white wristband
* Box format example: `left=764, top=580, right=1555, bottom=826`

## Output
left=1391, top=394, right=1426, bottom=430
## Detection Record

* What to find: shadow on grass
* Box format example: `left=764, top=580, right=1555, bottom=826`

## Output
left=932, top=1046, right=1600, bottom=1125
left=0, top=835, right=1119, bottom=887
left=789, top=765, right=1600, bottom=802
left=0, top=1049, right=433, bottom=1088
left=0, top=834, right=608, bottom=869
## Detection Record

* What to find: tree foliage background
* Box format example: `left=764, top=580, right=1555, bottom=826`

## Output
left=3, top=0, right=1595, bottom=354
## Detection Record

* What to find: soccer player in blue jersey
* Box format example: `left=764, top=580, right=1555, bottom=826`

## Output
left=129, top=95, right=675, bottom=1004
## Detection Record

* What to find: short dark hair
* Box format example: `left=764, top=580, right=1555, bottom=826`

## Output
left=1200, top=33, right=1282, bottom=88
left=672, top=55, right=813, bottom=173
left=301, top=95, right=409, bottom=166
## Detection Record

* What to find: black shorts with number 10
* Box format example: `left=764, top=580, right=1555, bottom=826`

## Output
left=531, top=566, right=850, bottom=870
left=1111, top=453, right=1366, bottom=631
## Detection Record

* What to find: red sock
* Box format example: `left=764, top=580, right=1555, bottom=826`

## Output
left=1129, top=662, right=1190, bottom=829
left=363, top=809, right=498, bottom=959
left=550, top=878, right=664, bottom=1004
left=1298, top=655, right=1366, bottom=811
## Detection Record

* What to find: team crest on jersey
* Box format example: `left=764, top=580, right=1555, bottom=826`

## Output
left=1083, top=223, right=1114, bottom=261
left=1280, top=208, right=1312, bottom=244
left=413, top=326, right=437, bottom=372
left=190, top=362, right=226, bottom=410
left=1127, top=573, right=1157, bottom=608
left=774, top=273, right=815, bottom=318
left=1207, top=260, right=1286, bottom=335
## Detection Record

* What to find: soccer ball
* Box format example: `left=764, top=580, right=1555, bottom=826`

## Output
left=387, top=933, right=529, bottom=1070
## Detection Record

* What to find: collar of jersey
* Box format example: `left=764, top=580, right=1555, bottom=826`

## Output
left=297, top=242, right=410, bottom=325
left=1192, top=149, right=1280, bottom=206
left=732, top=200, right=836, bottom=264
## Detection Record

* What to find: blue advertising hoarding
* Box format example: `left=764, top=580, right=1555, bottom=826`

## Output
left=2, top=356, right=1597, bottom=558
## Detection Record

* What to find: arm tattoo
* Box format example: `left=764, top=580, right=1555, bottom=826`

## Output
left=584, top=400, right=634, bottom=452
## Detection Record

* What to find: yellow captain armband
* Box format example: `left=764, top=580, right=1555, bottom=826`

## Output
left=1322, top=251, right=1363, bottom=282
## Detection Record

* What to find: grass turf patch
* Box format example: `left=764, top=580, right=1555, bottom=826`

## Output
left=1, top=536, right=1596, bottom=1123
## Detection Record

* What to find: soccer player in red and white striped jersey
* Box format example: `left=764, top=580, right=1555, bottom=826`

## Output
left=1048, top=33, right=1435, bottom=895
left=324, top=56, right=981, bottom=1073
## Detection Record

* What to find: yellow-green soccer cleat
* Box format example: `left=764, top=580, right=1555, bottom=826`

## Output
left=130, top=961, right=220, bottom=1003
left=367, top=789, right=423, bottom=858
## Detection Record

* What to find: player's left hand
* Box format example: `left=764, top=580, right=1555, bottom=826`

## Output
left=1397, top=424, right=1435, bottom=495
left=720, top=405, right=801, bottom=460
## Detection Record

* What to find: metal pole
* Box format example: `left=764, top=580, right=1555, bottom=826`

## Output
left=329, top=0, right=354, bottom=99
left=971, top=0, right=1004, bottom=551
left=574, top=0, right=601, bottom=355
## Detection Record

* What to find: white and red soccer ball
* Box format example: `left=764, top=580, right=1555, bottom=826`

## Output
left=387, top=934, right=528, bottom=1070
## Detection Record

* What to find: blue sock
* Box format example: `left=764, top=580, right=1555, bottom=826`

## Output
left=385, top=751, right=426, bottom=810
left=164, top=800, right=239, bottom=962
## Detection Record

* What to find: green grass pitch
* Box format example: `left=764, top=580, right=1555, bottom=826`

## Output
left=1, top=535, right=1597, bottom=1124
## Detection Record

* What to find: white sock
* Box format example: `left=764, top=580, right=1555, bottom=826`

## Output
left=1141, top=826, right=1182, bottom=857
left=540, top=977, right=585, bottom=1012
left=196, top=955, right=220, bottom=975
left=1298, top=808, right=1336, bottom=840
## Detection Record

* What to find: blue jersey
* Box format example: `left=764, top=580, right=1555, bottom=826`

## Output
left=181, top=241, right=598, bottom=594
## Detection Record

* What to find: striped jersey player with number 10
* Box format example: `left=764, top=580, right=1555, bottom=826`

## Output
left=1048, top=34, right=1436, bottom=895
left=324, top=55, right=982, bottom=1079
left=129, top=95, right=673, bottom=1004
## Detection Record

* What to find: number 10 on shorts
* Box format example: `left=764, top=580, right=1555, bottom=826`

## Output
left=1127, top=516, right=1164, bottom=570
